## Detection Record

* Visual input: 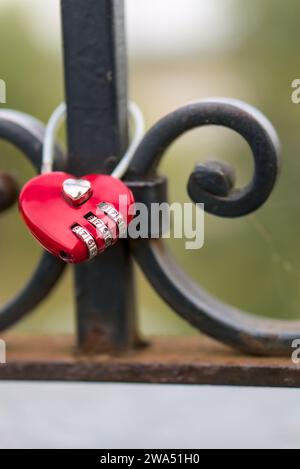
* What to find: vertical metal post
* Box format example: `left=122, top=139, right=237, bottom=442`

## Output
left=61, top=0, right=139, bottom=353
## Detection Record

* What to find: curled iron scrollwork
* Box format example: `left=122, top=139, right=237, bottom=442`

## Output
left=1, top=98, right=299, bottom=356
left=0, top=110, right=66, bottom=330
left=128, top=98, right=300, bottom=356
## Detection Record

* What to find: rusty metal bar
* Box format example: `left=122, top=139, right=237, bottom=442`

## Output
left=61, top=0, right=139, bottom=353
left=0, top=334, right=299, bottom=387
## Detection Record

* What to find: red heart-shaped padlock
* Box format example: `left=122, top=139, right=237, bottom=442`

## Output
left=19, top=172, right=135, bottom=263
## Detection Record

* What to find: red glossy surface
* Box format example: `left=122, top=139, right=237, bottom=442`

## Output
left=19, top=172, right=135, bottom=263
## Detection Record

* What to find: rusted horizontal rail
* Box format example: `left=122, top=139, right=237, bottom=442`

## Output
left=0, top=334, right=299, bottom=387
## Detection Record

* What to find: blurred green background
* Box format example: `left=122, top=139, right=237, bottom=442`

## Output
left=0, top=0, right=300, bottom=337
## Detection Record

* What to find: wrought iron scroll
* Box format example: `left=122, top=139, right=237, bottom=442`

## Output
left=128, top=99, right=300, bottom=356
left=0, top=110, right=66, bottom=330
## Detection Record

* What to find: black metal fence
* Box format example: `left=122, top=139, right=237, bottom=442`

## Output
left=0, top=0, right=299, bottom=386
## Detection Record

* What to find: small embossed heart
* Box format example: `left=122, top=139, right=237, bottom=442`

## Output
left=62, top=178, right=92, bottom=206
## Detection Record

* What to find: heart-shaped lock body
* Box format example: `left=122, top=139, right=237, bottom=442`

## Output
left=19, top=172, right=135, bottom=263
